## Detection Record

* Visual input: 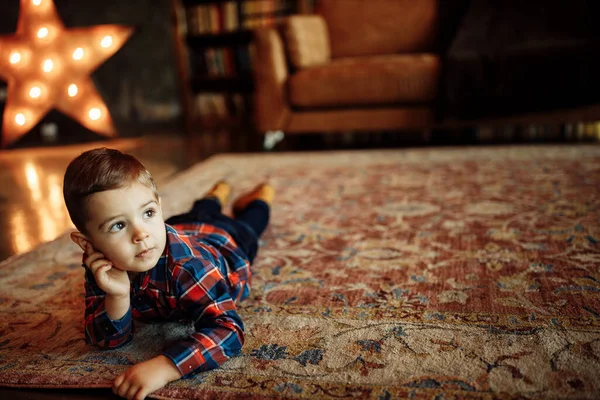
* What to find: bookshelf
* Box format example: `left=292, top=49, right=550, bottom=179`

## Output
left=170, top=0, right=308, bottom=155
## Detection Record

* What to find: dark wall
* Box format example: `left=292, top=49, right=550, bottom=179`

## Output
left=0, top=0, right=182, bottom=139
left=442, top=0, right=600, bottom=120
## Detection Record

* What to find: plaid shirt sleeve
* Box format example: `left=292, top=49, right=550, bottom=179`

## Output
left=162, top=257, right=245, bottom=378
left=83, top=267, right=133, bottom=349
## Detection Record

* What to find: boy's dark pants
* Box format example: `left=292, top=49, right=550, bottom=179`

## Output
left=165, top=198, right=270, bottom=264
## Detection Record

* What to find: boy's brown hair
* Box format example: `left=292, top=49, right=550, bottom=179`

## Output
left=63, top=147, right=158, bottom=233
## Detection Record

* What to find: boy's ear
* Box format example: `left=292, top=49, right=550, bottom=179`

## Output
left=70, top=231, right=92, bottom=254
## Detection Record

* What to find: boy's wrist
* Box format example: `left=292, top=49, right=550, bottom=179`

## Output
left=156, top=355, right=183, bottom=381
left=106, top=292, right=130, bottom=301
left=105, top=293, right=130, bottom=321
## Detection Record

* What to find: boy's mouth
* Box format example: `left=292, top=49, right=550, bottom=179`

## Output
left=136, top=248, right=154, bottom=258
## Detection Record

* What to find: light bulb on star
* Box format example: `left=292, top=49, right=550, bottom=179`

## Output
left=67, top=83, right=78, bottom=97
left=72, top=47, right=84, bottom=60
left=29, top=86, right=41, bottom=98
left=10, top=53, right=22, bottom=64
left=37, top=27, right=49, bottom=39
left=0, top=0, right=133, bottom=147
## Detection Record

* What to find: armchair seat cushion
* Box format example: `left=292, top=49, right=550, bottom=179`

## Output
left=288, top=54, right=440, bottom=108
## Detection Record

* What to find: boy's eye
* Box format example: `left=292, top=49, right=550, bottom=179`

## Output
left=144, top=208, right=156, bottom=218
left=109, top=222, right=125, bottom=232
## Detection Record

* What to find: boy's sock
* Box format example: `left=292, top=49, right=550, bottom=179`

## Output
left=204, top=180, right=231, bottom=206
left=233, top=183, right=275, bottom=213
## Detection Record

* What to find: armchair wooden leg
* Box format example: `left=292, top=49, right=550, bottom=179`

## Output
left=263, top=130, right=285, bottom=150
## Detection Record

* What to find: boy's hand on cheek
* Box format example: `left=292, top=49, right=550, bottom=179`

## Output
left=113, top=355, right=182, bottom=400
left=84, top=246, right=129, bottom=298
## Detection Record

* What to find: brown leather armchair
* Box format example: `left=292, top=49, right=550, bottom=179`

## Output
left=253, top=0, right=441, bottom=145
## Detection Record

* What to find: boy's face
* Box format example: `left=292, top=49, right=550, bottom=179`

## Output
left=81, top=181, right=167, bottom=273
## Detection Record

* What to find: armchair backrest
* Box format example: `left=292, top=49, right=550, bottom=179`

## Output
left=315, top=0, right=438, bottom=58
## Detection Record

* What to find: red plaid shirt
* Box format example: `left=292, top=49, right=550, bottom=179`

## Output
left=83, top=223, right=251, bottom=377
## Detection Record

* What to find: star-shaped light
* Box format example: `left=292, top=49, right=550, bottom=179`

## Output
left=0, top=0, right=133, bottom=147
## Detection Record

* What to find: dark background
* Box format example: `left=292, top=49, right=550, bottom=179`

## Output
left=1, top=0, right=599, bottom=149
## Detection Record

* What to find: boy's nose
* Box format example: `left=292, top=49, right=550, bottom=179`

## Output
left=132, top=226, right=149, bottom=243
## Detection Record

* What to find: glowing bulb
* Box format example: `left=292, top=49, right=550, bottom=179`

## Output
left=68, top=84, right=78, bottom=97
left=32, top=0, right=42, bottom=5
left=15, top=113, right=26, bottom=126
left=89, top=108, right=101, bottom=120
left=9, top=52, right=21, bottom=64
left=100, top=36, right=113, bottom=48
left=29, top=87, right=41, bottom=99
left=37, top=27, right=49, bottom=39
left=72, top=47, right=84, bottom=60
left=43, top=59, right=53, bottom=72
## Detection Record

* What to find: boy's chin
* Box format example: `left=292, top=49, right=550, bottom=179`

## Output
left=120, top=258, right=160, bottom=273
left=138, top=255, right=162, bottom=271
left=130, top=260, right=159, bottom=273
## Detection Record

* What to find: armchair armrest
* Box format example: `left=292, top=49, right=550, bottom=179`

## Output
left=253, top=27, right=291, bottom=133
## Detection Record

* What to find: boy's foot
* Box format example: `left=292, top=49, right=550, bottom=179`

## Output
left=205, top=180, right=231, bottom=206
left=233, top=183, right=275, bottom=213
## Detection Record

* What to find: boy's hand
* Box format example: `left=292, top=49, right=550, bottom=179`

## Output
left=84, top=245, right=129, bottom=298
left=113, top=355, right=182, bottom=400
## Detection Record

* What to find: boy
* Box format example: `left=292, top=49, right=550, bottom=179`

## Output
left=62, top=147, right=274, bottom=400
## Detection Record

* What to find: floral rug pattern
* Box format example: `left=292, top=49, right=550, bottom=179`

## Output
left=1, top=145, right=599, bottom=399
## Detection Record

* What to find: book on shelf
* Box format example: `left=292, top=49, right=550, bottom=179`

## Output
left=236, top=45, right=254, bottom=74
left=186, top=2, right=238, bottom=34
left=242, top=0, right=291, bottom=28
left=186, top=0, right=290, bottom=35
left=188, top=47, right=252, bottom=77
left=194, top=93, right=247, bottom=120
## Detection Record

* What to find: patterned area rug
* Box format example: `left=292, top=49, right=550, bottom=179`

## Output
left=1, top=145, right=599, bottom=399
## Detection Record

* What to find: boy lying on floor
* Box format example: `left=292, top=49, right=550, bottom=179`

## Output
left=62, top=148, right=274, bottom=400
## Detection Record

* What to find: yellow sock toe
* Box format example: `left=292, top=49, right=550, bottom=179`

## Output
left=233, top=183, right=275, bottom=212
left=205, top=180, right=231, bottom=206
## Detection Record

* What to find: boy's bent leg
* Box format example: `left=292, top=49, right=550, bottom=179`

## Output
left=232, top=183, right=274, bottom=238
left=204, top=180, right=231, bottom=207
left=232, top=183, right=274, bottom=214
left=191, top=180, right=231, bottom=216
left=235, top=200, right=270, bottom=238
left=165, top=181, right=230, bottom=224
